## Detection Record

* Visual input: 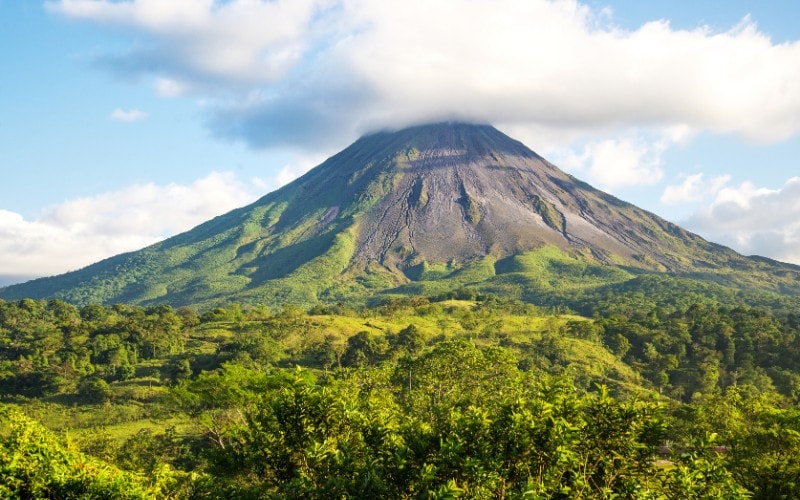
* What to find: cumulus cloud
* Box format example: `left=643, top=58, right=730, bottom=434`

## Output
left=554, top=134, right=665, bottom=189
left=660, top=173, right=731, bottom=204
left=49, top=0, right=338, bottom=85
left=48, top=0, right=800, bottom=152
left=682, top=177, right=800, bottom=265
left=110, top=108, right=148, bottom=122
left=0, top=172, right=265, bottom=284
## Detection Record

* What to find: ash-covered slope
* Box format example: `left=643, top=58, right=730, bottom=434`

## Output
left=349, top=123, right=729, bottom=271
left=2, top=122, right=797, bottom=307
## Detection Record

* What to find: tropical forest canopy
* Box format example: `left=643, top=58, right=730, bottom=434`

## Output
left=2, top=288, right=800, bottom=498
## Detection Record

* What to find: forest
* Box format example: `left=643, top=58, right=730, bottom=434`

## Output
left=2, top=292, right=800, bottom=498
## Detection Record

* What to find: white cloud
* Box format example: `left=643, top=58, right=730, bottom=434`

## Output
left=49, top=0, right=336, bottom=84
left=49, top=0, right=800, bottom=151
left=549, top=130, right=670, bottom=190
left=0, top=172, right=260, bottom=281
left=155, top=78, right=188, bottom=97
left=660, top=173, right=731, bottom=204
left=110, top=108, right=148, bottom=122
left=682, top=177, right=800, bottom=265
left=0, top=156, right=327, bottom=284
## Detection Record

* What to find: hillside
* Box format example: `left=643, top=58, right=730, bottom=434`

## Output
left=2, top=122, right=799, bottom=308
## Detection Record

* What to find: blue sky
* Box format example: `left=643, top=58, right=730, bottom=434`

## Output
left=1, top=0, right=799, bottom=286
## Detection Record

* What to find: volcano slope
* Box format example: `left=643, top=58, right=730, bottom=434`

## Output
left=2, top=122, right=799, bottom=308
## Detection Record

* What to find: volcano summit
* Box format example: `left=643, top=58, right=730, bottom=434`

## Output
left=2, top=123, right=798, bottom=307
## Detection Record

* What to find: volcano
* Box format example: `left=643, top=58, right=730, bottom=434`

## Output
left=2, top=122, right=798, bottom=307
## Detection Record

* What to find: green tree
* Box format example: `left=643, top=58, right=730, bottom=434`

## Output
left=77, top=376, right=112, bottom=403
left=0, top=407, right=159, bottom=498
left=342, top=330, right=387, bottom=367
left=395, top=323, right=426, bottom=355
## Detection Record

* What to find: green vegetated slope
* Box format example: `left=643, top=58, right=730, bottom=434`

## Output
left=4, top=295, right=800, bottom=497
left=0, top=135, right=405, bottom=307
left=374, top=246, right=800, bottom=319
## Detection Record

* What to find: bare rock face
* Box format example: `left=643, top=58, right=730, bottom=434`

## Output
left=333, top=123, right=733, bottom=274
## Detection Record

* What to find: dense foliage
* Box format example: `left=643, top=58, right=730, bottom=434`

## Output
left=2, top=295, right=800, bottom=497
left=0, top=407, right=165, bottom=498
